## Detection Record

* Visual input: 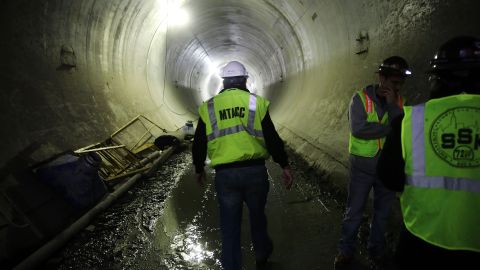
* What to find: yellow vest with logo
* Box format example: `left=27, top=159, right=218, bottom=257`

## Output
left=349, top=89, right=403, bottom=157
left=198, top=89, right=270, bottom=167
left=401, top=94, right=480, bottom=252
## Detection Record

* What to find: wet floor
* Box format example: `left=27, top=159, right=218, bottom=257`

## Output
left=45, top=146, right=401, bottom=270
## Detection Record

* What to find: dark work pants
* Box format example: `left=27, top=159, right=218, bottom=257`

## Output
left=215, top=164, right=273, bottom=270
left=338, top=154, right=395, bottom=257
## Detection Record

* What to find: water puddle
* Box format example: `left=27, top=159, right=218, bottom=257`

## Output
left=46, top=147, right=400, bottom=270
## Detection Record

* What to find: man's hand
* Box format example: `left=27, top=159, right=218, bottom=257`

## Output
left=381, top=87, right=399, bottom=105
left=196, top=171, right=206, bottom=186
left=282, top=166, right=293, bottom=190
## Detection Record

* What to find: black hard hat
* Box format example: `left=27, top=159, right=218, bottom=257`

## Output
left=378, top=56, right=412, bottom=77
left=430, top=36, right=480, bottom=72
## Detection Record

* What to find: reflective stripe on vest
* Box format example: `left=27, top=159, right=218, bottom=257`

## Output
left=348, top=88, right=395, bottom=157
left=410, top=104, right=426, bottom=176
left=198, top=89, right=270, bottom=167
left=364, top=89, right=373, bottom=113
left=363, top=90, right=383, bottom=150
left=406, top=176, right=480, bottom=193
left=401, top=95, right=480, bottom=252
left=408, top=104, right=480, bottom=193
left=206, top=94, right=264, bottom=142
left=364, top=90, right=404, bottom=150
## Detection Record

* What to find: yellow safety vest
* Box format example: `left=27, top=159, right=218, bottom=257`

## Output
left=198, top=89, right=270, bottom=167
left=349, top=89, right=403, bottom=157
left=401, top=94, right=480, bottom=252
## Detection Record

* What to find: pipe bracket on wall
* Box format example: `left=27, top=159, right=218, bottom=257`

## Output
left=57, top=45, right=77, bottom=71
left=354, top=30, right=369, bottom=56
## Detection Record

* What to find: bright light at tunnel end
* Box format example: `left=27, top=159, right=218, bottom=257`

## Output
left=168, top=7, right=189, bottom=26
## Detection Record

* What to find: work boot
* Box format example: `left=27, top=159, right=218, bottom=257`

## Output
left=334, top=252, right=353, bottom=269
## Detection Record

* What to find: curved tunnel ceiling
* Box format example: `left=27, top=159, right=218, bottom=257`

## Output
left=150, top=0, right=304, bottom=113
left=1, top=0, right=480, bottom=181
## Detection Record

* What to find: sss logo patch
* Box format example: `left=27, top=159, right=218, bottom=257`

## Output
left=430, top=107, right=480, bottom=168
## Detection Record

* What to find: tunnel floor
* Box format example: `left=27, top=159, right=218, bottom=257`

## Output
left=42, top=146, right=401, bottom=270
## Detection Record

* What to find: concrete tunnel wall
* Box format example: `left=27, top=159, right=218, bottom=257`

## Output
left=2, top=0, right=480, bottom=189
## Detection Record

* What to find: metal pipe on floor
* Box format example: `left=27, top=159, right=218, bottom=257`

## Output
left=13, top=146, right=176, bottom=270
left=139, top=150, right=161, bottom=166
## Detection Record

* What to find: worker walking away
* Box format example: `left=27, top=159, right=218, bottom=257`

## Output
left=377, top=36, right=480, bottom=269
left=335, top=56, right=412, bottom=269
left=192, top=61, right=293, bottom=270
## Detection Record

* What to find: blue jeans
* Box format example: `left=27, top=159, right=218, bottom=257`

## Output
left=215, top=165, right=273, bottom=270
left=338, top=155, right=395, bottom=257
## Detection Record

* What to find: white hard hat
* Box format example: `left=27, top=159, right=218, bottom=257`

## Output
left=221, top=61, right=248, bottom=78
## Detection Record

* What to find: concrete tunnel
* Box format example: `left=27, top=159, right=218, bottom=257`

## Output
left=1, top=0, right=480, bottom=269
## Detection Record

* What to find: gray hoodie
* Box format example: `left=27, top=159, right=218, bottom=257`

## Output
left=348, top=84, right=403, bottom=174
